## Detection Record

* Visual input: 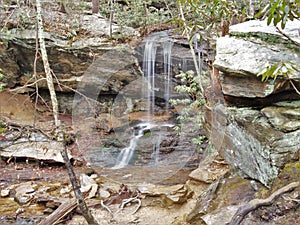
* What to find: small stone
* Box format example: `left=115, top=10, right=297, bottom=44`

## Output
left=15, top=182, right=36, bottom=194
left=261, top=213, right=270, bottom=221
left=90, top=174, right=98, bottom=179
left=99, top=189, right=110, bottom=199
left=87, top=184, right=98, bottom=199
left=1, top=189, right=10, bottom=197
left=43, top=208, right=54, bottom=214
left=14, top=192, right=34, bottom=205
left=60, top=185, right=72, bottom=195
left=46, top=201, right=60, bottom=209
left=122, top=174, right=132, bottom=178
left=15, top=207, right=25, bottom=216
left=80, top=174, right=97, bottom=187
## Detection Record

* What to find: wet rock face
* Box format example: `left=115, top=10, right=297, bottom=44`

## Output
left=208, top=19, right=300, bottom=187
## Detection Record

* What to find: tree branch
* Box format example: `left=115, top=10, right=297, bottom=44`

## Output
left=57, top=131, right=99, bottom=225
left=276, top=26, right=300, bottom=48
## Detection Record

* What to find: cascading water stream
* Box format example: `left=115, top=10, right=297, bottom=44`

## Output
left=152, top=132, right=162, bottom=165
left=112, top=123, right=156, bottom=169
left=163, top=41, right=173, bottom=110
left=143, top=36, right=158, bottom=115
left=112, top=32, right=175, bottom=169
left=193, top=34, right=203, bottom=75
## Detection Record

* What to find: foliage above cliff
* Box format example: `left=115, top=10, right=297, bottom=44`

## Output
left=256, top=0, right=300, bottom=29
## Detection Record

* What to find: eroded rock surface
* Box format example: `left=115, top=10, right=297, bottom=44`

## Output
left=0, top=122, right=72, bottom=163
left=214, top=19, right=300, bottom=102
left=208, top=19, right=300, bottom=187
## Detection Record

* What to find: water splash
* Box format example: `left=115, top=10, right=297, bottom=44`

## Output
left=112, top=123, right=156, bottom=169
left=152, top=132, right=162, bottom=165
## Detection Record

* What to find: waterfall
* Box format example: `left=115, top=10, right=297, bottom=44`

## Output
left=163, top=41, right=173, bottom=110
left=142, top=32, right=174, bottom=114
left=152, top=133, right=162, bottom=165
left=112, top=123, right=156, bottom=169
left=143, top=36, right=158, bottom=114
left=112, top=32, right=175, bottom=169
left=193, top=34, right=203, bottom=75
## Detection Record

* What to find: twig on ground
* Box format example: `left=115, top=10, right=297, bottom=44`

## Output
left=116, top=197, right=142, bottom=215
left=101, top=200, right=113, bottom=215
left=282, top=195, right=300, bottom=203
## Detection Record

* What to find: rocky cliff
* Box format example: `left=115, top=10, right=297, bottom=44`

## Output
left=208, top=19, right=300, bottom=187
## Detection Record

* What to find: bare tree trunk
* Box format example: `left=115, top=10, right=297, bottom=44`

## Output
left=36, top=0, right=60, bottom=127
left=59, top=134, right=99, bottom=225
left=249, top=0, right=255, bottom=18
left=178, top=3, right=204, bottom=94
left=35, top=1, right=99, bottom=224
left=92, top=0, right=99, bottom=14
left=109, top=0, right=114, bottom=39
left=143, top=1, right=148, bottom=34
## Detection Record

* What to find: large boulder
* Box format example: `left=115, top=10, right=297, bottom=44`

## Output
left=208, top=19, right=300, bottom=187
left=0, top=130, right=72, bottom=163
left=213, top=19, right=300, bottom=103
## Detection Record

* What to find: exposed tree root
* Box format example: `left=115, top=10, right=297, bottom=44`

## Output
left=230, top=181, right=300, bottom=225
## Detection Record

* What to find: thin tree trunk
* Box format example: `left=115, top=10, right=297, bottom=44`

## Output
left=109, top=0, right=114, bottom=39
left=35, top=1, right=99, bottom=224
left=60, top=135, right=99, bottom=225
left=249, top=0, right=254, bottom=18
left=92, top=0, right=99, bottom=14
left=36, top=0, right=60, bottom=127
left=178, top=3, right=204, bottom=94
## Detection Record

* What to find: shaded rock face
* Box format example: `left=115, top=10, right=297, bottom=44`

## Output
left=207, top=104, right=300, bottom=187
left=208, top=19, right=300, bottom=187
left=0, top=29, right=143, bottom=114
left=1, top=30, right=100, bottom=90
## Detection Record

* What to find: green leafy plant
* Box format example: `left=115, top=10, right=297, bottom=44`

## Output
left=0, top=120, right=6, bottom=133
left=170, top=70, right=206, bottom=152
left=255, top=0, right=300, bottom=29
left=175, top=0, right=247, bottom=44
left=99, top=0, right=172, bottom=33
left=258, top=61, right=300, bottom=82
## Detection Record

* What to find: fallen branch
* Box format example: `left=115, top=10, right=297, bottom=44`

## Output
left=230, top=181, right=300, bottom=225
left=38, top=198, right=110, bottom=225
left=38, top=198, right=77, bottom=225
left=116, top=197, right=142, bottom=215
